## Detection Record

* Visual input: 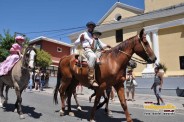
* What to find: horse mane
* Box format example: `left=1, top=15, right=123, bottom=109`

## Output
left=109, top=35, right=137, bottom=57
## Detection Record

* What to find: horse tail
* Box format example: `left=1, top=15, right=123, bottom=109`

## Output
left=53, top=59, right=63, bottom=104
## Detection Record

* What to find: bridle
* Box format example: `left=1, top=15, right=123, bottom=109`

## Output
left=119, top=36, right=151, bottom=65
left=23, top=47, right=36, bottom=70
left=119, top=50, right=147, bottom=64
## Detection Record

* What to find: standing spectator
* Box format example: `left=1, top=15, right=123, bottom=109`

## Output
left=40, top=71, right=45, bottom=91
left=28, top=71, right=34, bottom=92
left=151, top=64, right=165, bottom=105
left=77, top=83, right=83, bottom=95
left=35, top=69, right=40, bottom=90
left=126, top=68, right=136, bottom=101
left=44, top=72, right=50, bottom=88
left=89, top=90, right=96, bottom=103
left=110, top=86, right=115, bottom=102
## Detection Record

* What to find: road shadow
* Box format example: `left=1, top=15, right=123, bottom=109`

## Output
left=59, top=105, right=142, bottom=122
left=3, top=103, right=42, bottom=119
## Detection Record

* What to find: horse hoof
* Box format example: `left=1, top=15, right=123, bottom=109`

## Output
left=59, top=110, right=64, bottom=116
left=90, top=120, right=96, bottom=122
left=77, top=106, right=82, bottom=111
left=105, top=109, right=113, bottom=116
left=4, top=100, right=8, bottom=104
left=107, top=110, right=112, bottom=116
left=19, top=115, right=25, bottom=119
left=107, top=111, right=113, bottom=116
left=127, top=120, right=133, bottom=122
left=14, top=109, right=17, bottom=113
left=69, top=112, right=75, bottom=117
left=0, top=102, right=3, bottom=108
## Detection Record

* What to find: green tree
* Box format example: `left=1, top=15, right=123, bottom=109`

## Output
left=0, top=30, right=15, bottom=50
left=0, top=48, right=9, bottom=62
left=0, top=30, right=15, bottom=62
left=36, top=49, right=52, bottom=69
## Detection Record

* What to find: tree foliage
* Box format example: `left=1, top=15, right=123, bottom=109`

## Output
left=0, top=30, right=15, bottom=62
left=36, top=49, right=52, bottom=69
left=0, top=48, right=9, bottom=62
left=0, top=30, right=15, bottom=50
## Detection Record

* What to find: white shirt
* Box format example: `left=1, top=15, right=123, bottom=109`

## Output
left=74, top=31, right=93, bottom=48
left=94, top=39, right=107, bottom=51
left=29, top=50, right=36, bottom=68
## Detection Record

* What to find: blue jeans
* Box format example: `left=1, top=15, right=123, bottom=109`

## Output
left=154, top=85, right=161, bottom=98
left=40, top=80, right=45, bottom=91
left=28, top=79, right=33, bottom=91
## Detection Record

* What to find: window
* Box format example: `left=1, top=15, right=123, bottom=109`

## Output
left=57, top=47, right=62, bottom=52
left=116, top=29, right=123, bottom=43
left=35, top=44, right=41, bottom=49
left=179, top=56, right=184, bottom=69
left=114, top=14, right=122, bottom=21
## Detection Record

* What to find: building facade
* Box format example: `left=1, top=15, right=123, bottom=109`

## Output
left=30, top=36, right=73, bottom=76
left=69, top=0, right=184, bottom=77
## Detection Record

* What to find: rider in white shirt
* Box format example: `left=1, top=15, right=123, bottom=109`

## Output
left=74, top=21, right=98, bottom=88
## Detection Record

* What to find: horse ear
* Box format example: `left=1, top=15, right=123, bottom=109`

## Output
left=139, top=28, right=145, bottom=39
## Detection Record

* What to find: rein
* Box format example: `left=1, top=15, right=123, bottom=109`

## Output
left=119, top=50, right=147, bottom=65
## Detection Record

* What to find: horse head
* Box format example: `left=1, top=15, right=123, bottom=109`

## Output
left=23, top=47, right=37, bottom=69
left=133, top=29, right=157, bottom=64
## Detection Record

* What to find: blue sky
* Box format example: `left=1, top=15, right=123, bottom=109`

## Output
left=0, top=0, right=144, bottom=44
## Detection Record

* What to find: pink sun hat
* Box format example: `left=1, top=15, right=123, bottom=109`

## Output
left=15, top=36, right=25, bottom=42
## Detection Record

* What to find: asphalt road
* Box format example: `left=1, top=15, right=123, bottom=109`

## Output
left=0, top=89, right=183, bottom=122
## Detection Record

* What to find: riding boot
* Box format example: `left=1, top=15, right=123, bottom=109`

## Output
left=88, top=68, right=99, bottom=87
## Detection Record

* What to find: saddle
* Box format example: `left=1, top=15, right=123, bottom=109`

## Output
left=74, top=52, right=104, bottom=67
left=75, top=54, right=88, bottom=67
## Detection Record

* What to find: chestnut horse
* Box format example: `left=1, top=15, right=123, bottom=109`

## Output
left=54, top=29, right=156, bottom=122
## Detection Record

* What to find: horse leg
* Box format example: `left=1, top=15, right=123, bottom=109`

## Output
left=66, top=89, right=75, bottom=116
left=59, top=78, right=72, bottom=116
left=0, top=82, right=5, bottom=108
left=4, top=85, right=9, bottom=104
left=96, top=90, right=106, bottom=110
left=89, top=90, right=96, bottom=103
left=14, top=87, right=25, bottom=119
left=104, top=87, right=112, bottom=116
left=73, top=89, right=82, bottom=111
left=66, top=79, right=80, bottom=116
left=114, top=83, right=132, bottom=122
left=90, top=87, right=104, bottom=122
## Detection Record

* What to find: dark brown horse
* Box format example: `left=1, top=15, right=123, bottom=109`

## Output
left=54, top=29, right=156, bottom=122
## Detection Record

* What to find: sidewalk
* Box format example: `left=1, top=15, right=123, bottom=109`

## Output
left=38, top=87, right=184, bottom=114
